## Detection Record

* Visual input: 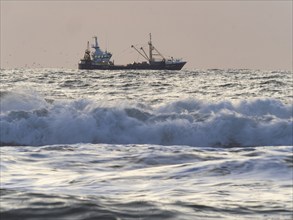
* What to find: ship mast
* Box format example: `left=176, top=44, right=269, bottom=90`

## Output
left=131, top=33, right=165, bottom=63
left=92, top=36, right=99, bottom=49
left=148, top=33, right=153, bottom=63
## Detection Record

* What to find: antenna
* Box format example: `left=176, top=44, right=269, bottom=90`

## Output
left=106, top=33, right=108, bottom=52
left=87, top=41, right=90, bottom=51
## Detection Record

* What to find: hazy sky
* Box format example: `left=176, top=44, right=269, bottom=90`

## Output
left=1, top=1, right=292, bottom=70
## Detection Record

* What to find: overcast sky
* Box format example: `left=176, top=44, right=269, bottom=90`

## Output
left=1, top=1, right=292, bottom=70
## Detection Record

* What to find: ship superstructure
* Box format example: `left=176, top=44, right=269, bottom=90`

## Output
left=91, top=36, right=112, bottom=65
left=78, top=34, right=186, bottom=70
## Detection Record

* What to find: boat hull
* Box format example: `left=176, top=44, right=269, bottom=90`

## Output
left=78, top=61, right=186, bottom=70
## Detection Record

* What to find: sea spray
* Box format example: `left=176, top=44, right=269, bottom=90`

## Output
left=1, top=93, right=292, bottom=146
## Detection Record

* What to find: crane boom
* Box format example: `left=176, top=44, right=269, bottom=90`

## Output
left=140, top=47, right=149, bottom=60
left=131, top=45, right=149, bottom=61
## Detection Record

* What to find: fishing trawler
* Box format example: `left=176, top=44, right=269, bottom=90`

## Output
left=78, top=34, right=186, bottom=70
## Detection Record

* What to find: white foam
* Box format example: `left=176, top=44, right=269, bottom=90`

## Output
left=0, top=93, right=292, bottom=147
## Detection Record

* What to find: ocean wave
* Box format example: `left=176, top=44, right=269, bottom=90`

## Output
left=1, top=145, right=292, bottom=219
left=0, top=189, right=175, bottom=220
left=0, top=92, right=292, bottom=147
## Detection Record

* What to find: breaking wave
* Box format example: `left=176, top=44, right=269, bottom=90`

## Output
left=1, top=91, right=292, bottom=147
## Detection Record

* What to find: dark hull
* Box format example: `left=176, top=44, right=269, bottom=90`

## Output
left=78, top=61, right=186, bottom=70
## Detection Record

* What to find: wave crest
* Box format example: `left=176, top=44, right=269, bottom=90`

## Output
left=1, top=93, right=292, bottom=147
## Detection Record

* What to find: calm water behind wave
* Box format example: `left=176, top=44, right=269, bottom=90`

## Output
left=0, top=68, right=292, bottom=219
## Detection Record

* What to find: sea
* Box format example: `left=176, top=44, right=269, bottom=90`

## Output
left=0, top=68, right=292, bottom=220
